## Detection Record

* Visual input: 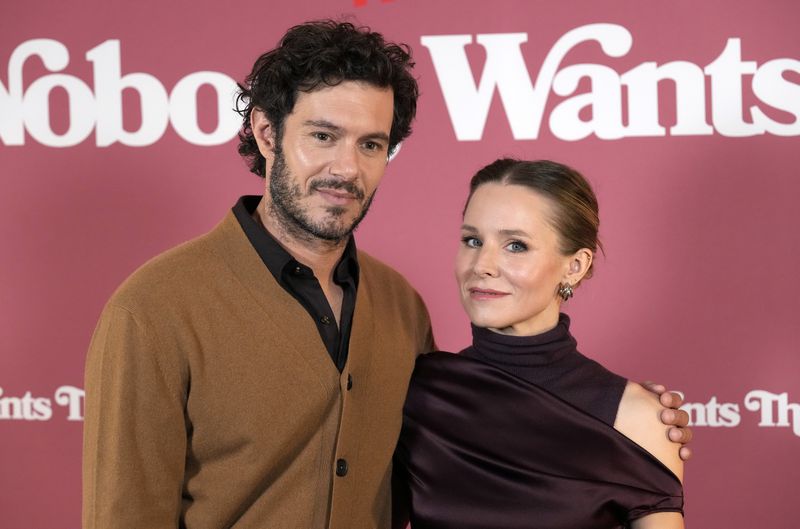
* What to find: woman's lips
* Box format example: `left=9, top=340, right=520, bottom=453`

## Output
left=468, top=288, right=510, bottom=300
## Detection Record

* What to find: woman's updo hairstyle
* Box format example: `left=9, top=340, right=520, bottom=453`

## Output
left=464, top=158, right=602, bottom=280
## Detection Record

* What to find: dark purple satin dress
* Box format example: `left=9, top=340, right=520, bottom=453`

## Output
left=393, top=315, right=683, bottom=529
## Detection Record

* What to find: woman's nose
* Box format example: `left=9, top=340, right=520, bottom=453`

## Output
left=473, top=248, right=499, bottom=277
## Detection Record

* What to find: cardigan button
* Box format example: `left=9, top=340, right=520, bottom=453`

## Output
left=347, top=374, right=353, bottom=390
left=335, top=458, right=349, bottom=477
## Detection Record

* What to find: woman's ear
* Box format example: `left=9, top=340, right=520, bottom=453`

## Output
left=250, top=107, right=276, bottom=156
left=563, top=248, right=593, bottom=286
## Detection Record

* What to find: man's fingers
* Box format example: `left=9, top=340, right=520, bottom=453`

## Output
left=641, top=381, right=666, bottom=395
left=659, top=390, right=684, bottom=409
left=661, top=408, right=690, bottom=428
left=667, top=424, right=693, bottom=444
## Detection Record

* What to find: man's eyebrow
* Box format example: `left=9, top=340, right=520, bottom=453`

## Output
left=303, top=119, right=342, bottom=132
left=364, top=131, right=390, bottom=143
left=303, top=120, right=390, bottom=143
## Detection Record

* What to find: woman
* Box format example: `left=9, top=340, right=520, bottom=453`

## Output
left=394, top=159, right=684, bottom=529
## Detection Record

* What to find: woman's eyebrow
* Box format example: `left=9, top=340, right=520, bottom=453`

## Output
left=498, top=229, right=532, bottom=238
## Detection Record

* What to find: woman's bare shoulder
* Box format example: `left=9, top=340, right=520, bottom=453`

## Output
left=614, top=381, right=684, bottom=483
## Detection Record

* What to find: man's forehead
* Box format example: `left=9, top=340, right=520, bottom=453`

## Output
left=295, top=82, right=393, bottom=105
left=300, top=79, right=393, bottom=96
left=290, top=82, right=394, bottom=131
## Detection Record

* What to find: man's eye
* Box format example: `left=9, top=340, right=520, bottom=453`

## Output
left=363, top=141, right=384, bottom=152
left=314, top=132, right=331, bottom=141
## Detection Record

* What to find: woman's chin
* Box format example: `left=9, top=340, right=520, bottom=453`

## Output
left=468, top=314, right=509, bottom=331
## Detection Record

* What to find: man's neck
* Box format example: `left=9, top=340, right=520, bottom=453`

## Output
left=253, top=202, right=346, bottom=286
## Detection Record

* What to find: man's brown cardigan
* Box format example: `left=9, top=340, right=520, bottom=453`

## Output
left=83, top=211, right=434, bottom=529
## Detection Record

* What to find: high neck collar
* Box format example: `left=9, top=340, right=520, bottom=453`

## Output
left=464, top=313, right=577, bottom=367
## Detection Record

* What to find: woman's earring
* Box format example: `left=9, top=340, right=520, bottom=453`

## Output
left=558, top=282, right=574, bottom=301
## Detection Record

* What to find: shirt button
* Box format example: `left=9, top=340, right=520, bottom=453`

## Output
left=335, top=458, right=348, bottom=477
left=320, top=315, right=332, bottom=325
left=347, top=374, right=353, bottom=391
left=293, top=265, right=302, bottom=275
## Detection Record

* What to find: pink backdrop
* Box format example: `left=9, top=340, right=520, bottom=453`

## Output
left=2, top=0, right=799, bottom=527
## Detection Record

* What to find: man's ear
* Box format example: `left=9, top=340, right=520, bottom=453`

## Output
left=250, top=107, right=276, bottom=156
left=563, top=248, right=593, bottom=286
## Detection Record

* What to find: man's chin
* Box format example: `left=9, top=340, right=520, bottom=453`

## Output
left=315, top=210, right=364, bottom=234
left=303, top=218, right=358, bottom=242
left=292, top=202, right=370, bottom=241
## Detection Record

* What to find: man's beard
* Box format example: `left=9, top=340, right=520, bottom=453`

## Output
left=268, top=148, right=375, bottom=242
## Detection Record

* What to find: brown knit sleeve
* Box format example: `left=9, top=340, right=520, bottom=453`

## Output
left=415, top=294, right=436, bottom=355
left=82, top=304, right=186, bottom=529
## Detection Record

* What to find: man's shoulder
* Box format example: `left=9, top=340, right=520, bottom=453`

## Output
left=357, top=249, right=416, bottom=292
left=356, top=248, right=434, bottom=350
left=356, top=249, right=430, bottom=313
left=109, top=219, right=229, bottom=311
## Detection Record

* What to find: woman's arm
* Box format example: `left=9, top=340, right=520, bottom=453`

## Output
left=615, top=381, right=685, bottom=529
left=639, top=381, right=693, bottom=460
left=631, top=512, right=684, bottom=529
left=616, top=381, right=684, bottom=481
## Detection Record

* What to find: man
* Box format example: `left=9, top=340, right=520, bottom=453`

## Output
left=83, top=20, right=690, bottom=529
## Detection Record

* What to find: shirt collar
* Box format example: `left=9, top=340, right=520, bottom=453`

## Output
left=232, top=195, right=359, bottom=286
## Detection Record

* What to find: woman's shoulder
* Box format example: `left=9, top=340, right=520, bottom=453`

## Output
left=415, top=350, right=524, bottom=371
left=411, top=350, right=528, bottom=391
left=417, top=350, right=484, bottom=364
left=614, top=381, right=684, bottom=483
left=414, top=350, right=482, bottom=373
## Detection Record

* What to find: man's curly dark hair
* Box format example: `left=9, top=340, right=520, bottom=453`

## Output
left=235, top=20, right=419, bottom=177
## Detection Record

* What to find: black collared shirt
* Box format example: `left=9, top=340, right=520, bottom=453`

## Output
left=233, top=196, right=359, bottom=372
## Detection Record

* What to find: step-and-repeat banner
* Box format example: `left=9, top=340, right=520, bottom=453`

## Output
left=2, top=0, right=798, bottom=527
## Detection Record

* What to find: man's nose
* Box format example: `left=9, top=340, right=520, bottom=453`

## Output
left=329, top=143, right=360, bottom=180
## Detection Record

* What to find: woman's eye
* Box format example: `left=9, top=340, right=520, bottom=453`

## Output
left=507, top=241, right=528, bottom=252
left=461, top=236, right=481, bottom=248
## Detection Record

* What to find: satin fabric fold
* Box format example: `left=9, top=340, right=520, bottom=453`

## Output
left=461, top=314, right=626, bottom=427
left=395, top=352, right=683, bottom=529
